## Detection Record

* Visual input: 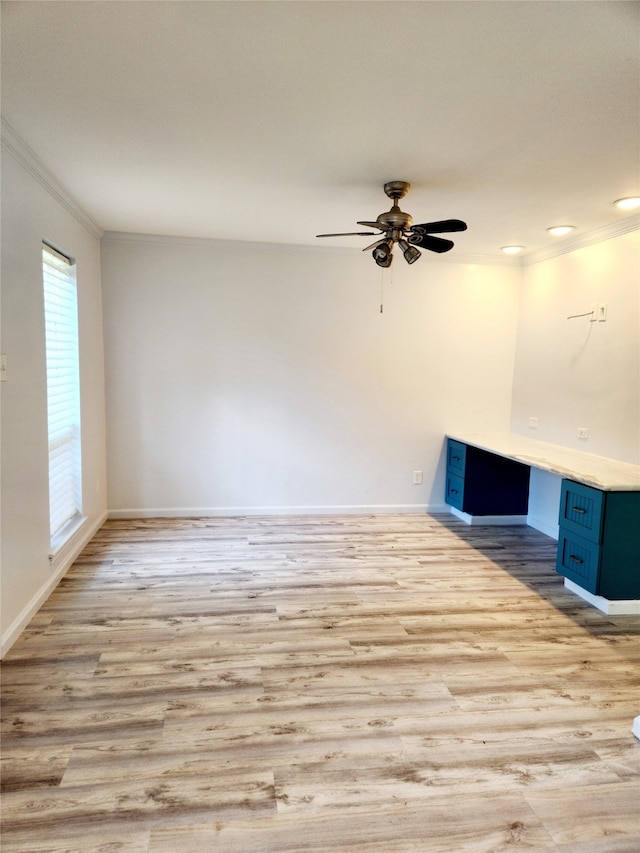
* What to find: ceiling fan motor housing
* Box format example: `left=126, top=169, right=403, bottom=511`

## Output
left=376, top=207, right=413, bottom=233
left=378, top=181, right=413, bottom=234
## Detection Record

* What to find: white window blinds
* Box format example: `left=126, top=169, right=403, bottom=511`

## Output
left=43, top=244, right=83, bottom=548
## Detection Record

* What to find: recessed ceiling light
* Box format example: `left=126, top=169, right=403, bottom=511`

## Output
left=501, top=245, right=524, bottom=255
left=614, top=197, right=640, bottom=210
left=546, top=225, right=575, bottom=236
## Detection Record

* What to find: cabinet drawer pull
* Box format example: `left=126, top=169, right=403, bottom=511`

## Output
left=450, top=488, right=459, bottom=495
left=571, top=506, right=587, bottom=515
left=569, top=554, right=584, bottom=564
left=452, top=455, right=461, bottom=461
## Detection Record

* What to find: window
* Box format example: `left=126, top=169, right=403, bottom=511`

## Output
left=42, top=243, right=83, bottom=552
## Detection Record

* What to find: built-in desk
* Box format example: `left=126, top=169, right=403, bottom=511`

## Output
left=445, top=432, right=640, bottom=615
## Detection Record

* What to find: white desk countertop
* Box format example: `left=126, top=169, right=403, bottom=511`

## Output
left=447, top=432, right=640, bottom=491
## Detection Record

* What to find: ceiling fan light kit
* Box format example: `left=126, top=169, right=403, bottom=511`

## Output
left=372, top=240, right=393, bottom=267
left=316, top=181, right=467, bottom=267
left=398, top=239, right=421, bottom=264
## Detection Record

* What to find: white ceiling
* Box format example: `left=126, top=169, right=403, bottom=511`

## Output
left=1, top=0, right=639, bottom=260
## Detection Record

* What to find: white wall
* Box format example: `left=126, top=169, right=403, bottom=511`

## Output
left=101, top=235, right=521, bottom=516
left=510, top=230, right=639, bottom=538
left=511, top=231, right=640, bottom=463
left=0, top=143, right=108, bottom=655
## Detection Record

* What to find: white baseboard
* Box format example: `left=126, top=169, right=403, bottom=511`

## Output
left=107, top=503, right=444, bottom=519
left=1, top=512, right=108, bottom=659
left=526, top=514, right=559, bottom=540
left=448, top=507, right=558, bottom=539
left=449, top=507, right=528, bottom=526
left=564, top=579, right=640, bottom=615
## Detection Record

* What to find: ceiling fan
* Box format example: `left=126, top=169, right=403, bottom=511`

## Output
left=317, top=181, right=467, bottom=267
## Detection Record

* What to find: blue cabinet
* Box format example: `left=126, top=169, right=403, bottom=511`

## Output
left=556, top=481, right=640, bottom=600
left=444, top=435, right=640, bottom=605
left=445, top=438, right=530, bottom=516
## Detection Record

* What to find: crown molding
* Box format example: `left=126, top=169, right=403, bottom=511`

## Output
left=436, top=252, right=522, bottom=267
left=522, top=214, right=640, bottom=266
left=102, top=231, right=360, bottom=256
left=104, top=226, right=635, bottom=268
left=102, top=231, right=521, bottom=266
left=1, top=116, right=104, bottom=240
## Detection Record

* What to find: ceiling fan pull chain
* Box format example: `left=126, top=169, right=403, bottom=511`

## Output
left=380, top=265, right=393, bottom=313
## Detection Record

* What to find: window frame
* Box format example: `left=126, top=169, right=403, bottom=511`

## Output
left=42, top=242, right=84, bottom=555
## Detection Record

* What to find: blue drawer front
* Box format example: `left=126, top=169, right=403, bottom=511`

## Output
left=446, top=440, right=466, bottom=476
left=559, top=481, right=604, bottom=544
left=445, top=472, right=464, bottom=510
left=556, top=531, right=600, bottom=593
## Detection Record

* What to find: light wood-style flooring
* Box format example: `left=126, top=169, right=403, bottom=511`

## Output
left=1, top=513, right=639, bottom=852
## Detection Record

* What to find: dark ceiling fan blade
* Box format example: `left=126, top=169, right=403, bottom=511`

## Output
left=411, top=219, right=467, bottom=234
left=410, top=233, right=455, bottom=253
left=316, top=231, right=378, bottom=237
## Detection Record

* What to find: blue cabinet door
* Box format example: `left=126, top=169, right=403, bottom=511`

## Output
left=559, top=481, right=604, bottom=543
left=556, top=531, right=600, bottom=593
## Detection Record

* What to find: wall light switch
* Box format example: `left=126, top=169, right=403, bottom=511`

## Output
left=597, top=303, right=607, bottom=322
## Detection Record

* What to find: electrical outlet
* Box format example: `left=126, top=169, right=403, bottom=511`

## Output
left=413, top=470, right=423, bottom=485
left=528, top=416, right=538, bottom=429
left=577, top=427, right=589, bottom=440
